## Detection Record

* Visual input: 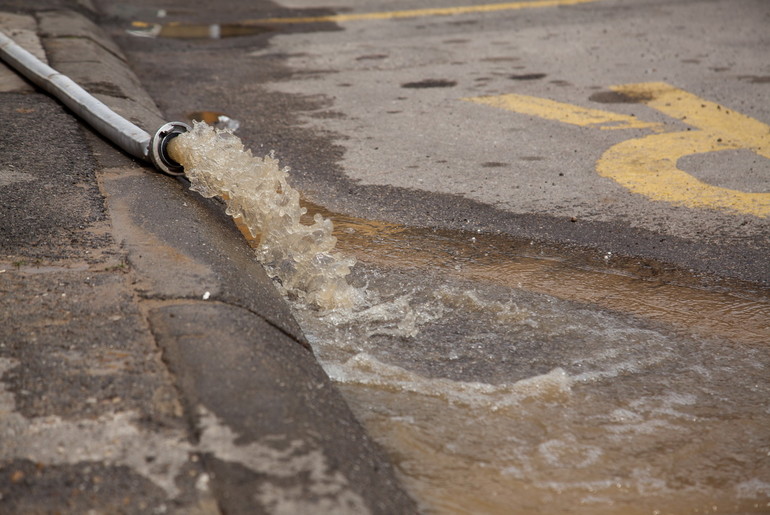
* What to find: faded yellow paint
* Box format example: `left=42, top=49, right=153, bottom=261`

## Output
left=464, top=93, right=664, bottom=131
left=250, top=0, right=603, bottom=24
left=467, top=82, right=770, bottom=217
left=596, top=82, right=770, bottom=217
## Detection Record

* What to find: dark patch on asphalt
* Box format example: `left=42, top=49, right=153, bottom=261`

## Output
left=509, top=73, right=546, bottom=80
left=481, top=162, right=509, bottom=168
left=448, top=20, right=478, bottom=27
left=308, top=110, right=346, bottom=119
left=401, top=79, right=457, bottom=88
left=356, top=54, right=388, bottom=61
left=589, top=90, right=655, bottom=104
left=738, top=75, right=770, bottom=84
left=481, top=56, right=520, bottom=63
left=590, top=91, right=632, bottom=103
left=251, top=51, right=310, bottom=60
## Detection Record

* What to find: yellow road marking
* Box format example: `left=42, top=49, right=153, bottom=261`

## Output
left=466, top=82, right=770, bottom=217
left=617, top=82, right=770, bottom=156
left=597, top=82, right=770, bottom=217
left=249, top=0, right=602, bottom=24
left=465, top=93, right=664, bottom=131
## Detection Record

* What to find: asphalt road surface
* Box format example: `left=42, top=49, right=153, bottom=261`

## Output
left=96, top=0, right=769, bottom=285
left=90, top=1, right=770, bottom=512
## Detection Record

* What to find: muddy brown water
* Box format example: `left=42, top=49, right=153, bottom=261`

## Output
left=171, top=127, right=769, bottom=514
left=272, top=203, right=768, bottom=514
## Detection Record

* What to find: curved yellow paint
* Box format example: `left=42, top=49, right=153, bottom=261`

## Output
left=596, top=82, right=770, bottom=217
left=597, top=132, right=769, bottom=217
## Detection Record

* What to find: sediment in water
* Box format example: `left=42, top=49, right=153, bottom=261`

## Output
left=167, top=122, right=360, bottom=310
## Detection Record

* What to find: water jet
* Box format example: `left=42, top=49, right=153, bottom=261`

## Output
left=1, top=29, right=356, bottom=310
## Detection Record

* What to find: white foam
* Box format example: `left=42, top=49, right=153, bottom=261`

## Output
left=326, top=352, right=572, bottom=409
left=169, top=122, right=361, bottom=310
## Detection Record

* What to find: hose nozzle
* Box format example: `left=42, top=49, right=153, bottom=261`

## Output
left=149, top=122, right=191, bottom=176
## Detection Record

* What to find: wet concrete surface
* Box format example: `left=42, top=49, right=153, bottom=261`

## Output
left=0, top=81, right=210, bottom=512
left=150, top=302, right=414, bottom=515
left=99, top=165, right=306, bottom=344
left=0, top=93, right=111, bottom=263
left=0, top=3, right=417, bottom=513
left=84, top=1, right=769, bottom=512
left=2, top=0, right=768, bottom=512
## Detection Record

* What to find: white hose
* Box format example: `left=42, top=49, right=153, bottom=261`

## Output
left=0, top=29, right=152, bottom=161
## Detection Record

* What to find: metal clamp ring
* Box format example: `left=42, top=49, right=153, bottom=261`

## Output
left=149, top=121, right=191, bottom=176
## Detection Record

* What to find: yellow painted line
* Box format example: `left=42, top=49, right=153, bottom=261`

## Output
left=248, top=0, right=602, bottom=24
left=611, top=82, right=770, bottom=160
left=596, top=82, right=770, bottom=217
left=466, top=82, right=770, bottom=217
left=464, top=93, right=664, bottom=131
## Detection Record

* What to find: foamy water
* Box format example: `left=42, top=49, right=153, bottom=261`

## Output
left=168, top=122, right=360, bottom=310
left=298, top=269, right=770, bottom=515
left=167, top=122, right=770, bottom=515
left=325, top=353, right=572, bottom=409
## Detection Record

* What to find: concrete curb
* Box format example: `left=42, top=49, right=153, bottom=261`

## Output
left=0, top=4, right=416, bottom=513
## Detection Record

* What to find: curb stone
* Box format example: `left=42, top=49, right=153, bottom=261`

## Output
left=0, top=12, right=47, bottom=92
left=0, top=4, right=417, bottom=513
left=37, top=8, right=166, bottom=131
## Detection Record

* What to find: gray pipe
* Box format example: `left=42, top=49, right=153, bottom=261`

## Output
left=0, top=30, right=188, bottom=175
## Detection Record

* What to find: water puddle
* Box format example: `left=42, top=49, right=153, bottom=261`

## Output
left=294, top=217, right=770, bottom=514
left=301, top=202, right=768, bottom=348
left=168, top=123, right=770, bottom=514
left=127, top=21, right=272, bottom=39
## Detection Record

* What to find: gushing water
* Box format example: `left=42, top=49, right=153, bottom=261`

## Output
left=167, top=122, right=360, bottom=310
left=166, top=122, right=770, bottom=514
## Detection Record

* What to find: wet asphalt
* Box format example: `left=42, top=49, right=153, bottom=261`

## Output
left=92, top=0, right=769, bottom=286
left=1, top=0, right=768, bottom=512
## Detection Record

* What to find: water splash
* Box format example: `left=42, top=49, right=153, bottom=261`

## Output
left=167, top=122, right=360, bottom=310
left=165, top=121, right=770, bottom=515
left=326, top=353, right=572, bottom=409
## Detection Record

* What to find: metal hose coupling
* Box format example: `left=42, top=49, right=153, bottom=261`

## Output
left=149, top=121, right=191, bottom=176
